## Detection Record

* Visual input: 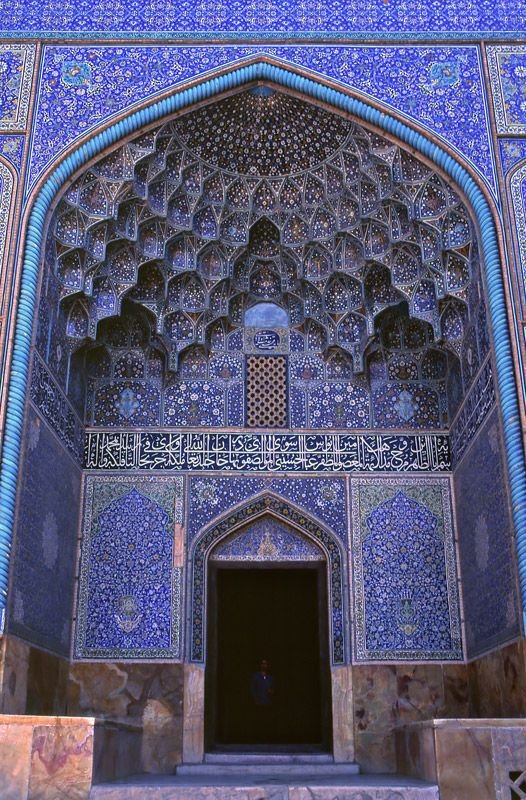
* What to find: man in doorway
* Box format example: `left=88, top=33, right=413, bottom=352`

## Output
left=249, top=658, right=274, bottom=743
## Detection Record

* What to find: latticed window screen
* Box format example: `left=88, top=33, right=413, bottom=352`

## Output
left=510, top=771, right=526, bottom=799
left=246, top=356, right=288, bottom=428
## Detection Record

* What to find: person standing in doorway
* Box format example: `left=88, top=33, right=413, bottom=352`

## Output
left=250, top=658, right=274, bottom=743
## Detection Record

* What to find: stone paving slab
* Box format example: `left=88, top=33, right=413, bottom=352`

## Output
left=90, top=773, right=440, bottom=799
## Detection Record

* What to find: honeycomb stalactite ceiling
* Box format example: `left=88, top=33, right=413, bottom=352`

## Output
left=49, top=87, right=483, bottom=386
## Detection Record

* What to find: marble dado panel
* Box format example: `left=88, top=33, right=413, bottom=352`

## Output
left=74, top=475, right=184, bottom=660
left=467, top=638, right=526, bottom=718
left=354, top=663, right=469, bottom=773
left=351, top=477, right=462, bottom=662
left=85, top=430, right=451, bottom=472
left=396, top=718, right=526, bottom=800
left=27, top=45, right=494, bottom=197
left=68, top=661, right=184, bottom=774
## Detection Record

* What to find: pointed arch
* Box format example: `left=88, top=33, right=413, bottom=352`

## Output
left=189, top=491, right=346, bottom=664
left=0, top=57, right=524, bottom=630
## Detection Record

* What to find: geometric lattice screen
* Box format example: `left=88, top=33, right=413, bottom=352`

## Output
left=246, top=356, right=288, bottom=427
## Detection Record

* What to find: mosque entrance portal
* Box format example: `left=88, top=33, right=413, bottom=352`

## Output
left=205, top=565, right=332, bottom=751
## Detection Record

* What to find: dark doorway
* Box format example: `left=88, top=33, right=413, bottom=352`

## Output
left=206, top=565, right=332, bottom=751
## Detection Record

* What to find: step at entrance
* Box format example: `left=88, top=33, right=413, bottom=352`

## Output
left=90, top=768, right=440, bottom=799
left=177, top=761, right=360, bottom=778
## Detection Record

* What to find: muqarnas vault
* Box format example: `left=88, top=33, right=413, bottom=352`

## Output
left=0, top=30, right=525, bottom=799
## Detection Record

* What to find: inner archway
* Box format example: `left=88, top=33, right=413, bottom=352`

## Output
left=2, top=61, right=524, bottom=777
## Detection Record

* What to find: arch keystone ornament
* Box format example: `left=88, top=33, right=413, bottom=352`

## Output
left=0, top=57, right=525, bottom=644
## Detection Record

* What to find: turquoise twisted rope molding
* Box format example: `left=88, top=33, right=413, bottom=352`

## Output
left=0, top=60, right=525, bottom=632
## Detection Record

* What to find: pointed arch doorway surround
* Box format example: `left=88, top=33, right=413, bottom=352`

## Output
left=187, top=494, right=347, bottom=760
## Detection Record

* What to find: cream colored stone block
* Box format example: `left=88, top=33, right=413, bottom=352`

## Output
left=331, top=665, right=354, bottom=763
left=0, top=722, right=32, bottom=800
left=28, top=721, right=93, bottom=800
left=182, top=663, right=205, bottom=764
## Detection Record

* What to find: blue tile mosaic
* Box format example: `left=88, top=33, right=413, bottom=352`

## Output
left=93, top=381, right=161, bottom=427
left=372, top=383, right=441, bottom=429
left=8, top=407, right=81, bottom=657
left=509, top=164, right=526, bottom=309
left=0, top=162, right=15, bottom=284
left=306, top=383, right=370, bottom=428
left=164, top=380, right=225, bottom=427
left=27, top=45, right=494, bottom=196
left=188, top=493, right=346, bottom=664
left=499, top=139, right=526, bottom=175
left=210, top=517, right=324, bottom=561
left=188, top=475, right=348, bottom=543
left=1, top=1, right=525, bottom=38
left=84, top=430, right=451, bottom=472
left=351, top=477, right=462, bottom=661
left=74, top=475, right=184, bottom=659
left=29, top=354, right=84, bottom=462
left=449, top=356, right=495, bottom=465
left=0, top=135, right=25, bottom=172
left=487, top=45, right=526, bottom=134
left=0, top=45, right=35, bottom=130
left=34, top=84, right=488, bottom=440
left=454, top=409, right=522, bottom=658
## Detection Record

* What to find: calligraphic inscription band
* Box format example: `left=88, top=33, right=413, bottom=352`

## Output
left=84, top=431, right=451, bottom=472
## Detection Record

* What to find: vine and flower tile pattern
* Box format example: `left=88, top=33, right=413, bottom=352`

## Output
left=2, top=38, right=525, bottom=665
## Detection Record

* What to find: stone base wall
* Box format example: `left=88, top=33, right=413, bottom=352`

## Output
left=0, top=635, right=69, bottom=716
left=3, top=633, right=526, bottom=777
left=396, top=718, right=526, bottom=800
left=0, top=714, right=141, bottom=800
left=467, top=638, right=526, bottom=717
left=67, top=661, right=184, bottom=774
left=352, top=663, right=469, bottom=773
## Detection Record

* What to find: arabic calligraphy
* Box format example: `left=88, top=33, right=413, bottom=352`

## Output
left=84, top=430, right=451, bottom=472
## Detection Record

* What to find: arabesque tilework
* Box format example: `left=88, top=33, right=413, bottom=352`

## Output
left=0, top=136, right=24, bottom=172
left=74, top=475, right=184, bottom=659
left=210, top=517, right=324, bottom=561
left=188, top=493, right=346, bottom=664
left=8, top=407, right=82, bottom=656
left=0, top=45, right=35, bottom=130
left=509, top=164, right=526, bottom=309
left=27, top=45, right=494, bottom=195
left=499, top=140, right=526, bottom=175
left=2, top=24, right=524, bottom=674
left=0, top=0, right=525, bottom=38
left=0, top=163, right=15, bottom=279
left=454, top=410, right=522, bottom=658
left=351, top=477, right=462, bottom=661
left=188, top=476, right=348, bottom=542
left=487, top=45, right=526, bottom=134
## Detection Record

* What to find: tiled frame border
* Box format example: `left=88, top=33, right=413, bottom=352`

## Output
left=350, top=476, right=463, bottom=661
left=188, top=491, right=346, bottom=665
left=0, top=58, right=524, bottom=638
left=74, top=473, right=184, bottom=660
